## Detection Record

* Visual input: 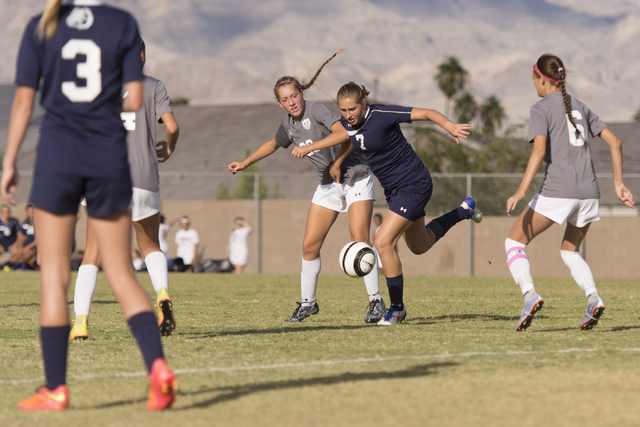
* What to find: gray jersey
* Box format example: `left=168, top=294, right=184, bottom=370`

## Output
left=121, top=75, right=173, bottom=192
left=275, top=100, right=370, bottom=186
left=528, top=92, right=606, bottom=199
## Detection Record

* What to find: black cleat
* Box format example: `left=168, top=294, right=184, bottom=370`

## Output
left=284, top=302, right=320, bottom=322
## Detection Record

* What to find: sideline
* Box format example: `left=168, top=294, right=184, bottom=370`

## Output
left=3, top=347, right=639, bottom=386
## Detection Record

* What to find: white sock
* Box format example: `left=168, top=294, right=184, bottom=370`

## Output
left=363, top=256, right=381, bottom=301
left=560, top=250, right=597, bottom=297
left=301, top=257, right=321, bottom=306
left=145, top=251, right=169, bottom=294
left=73, top=264, right=99, bottom=317
left=505, top=238, right=535, bottom=296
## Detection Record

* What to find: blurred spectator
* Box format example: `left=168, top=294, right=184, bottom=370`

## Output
left=158, top=214, right=178, bottom=258
left=172, top=216, right=199, bottom=272
left=132, top=249, right=145, bottom=271
left=13, top=204, right=37, bottom=269
left=0, top=205, right=21, bottom=259
left=226, top=217, right=252, bottom=274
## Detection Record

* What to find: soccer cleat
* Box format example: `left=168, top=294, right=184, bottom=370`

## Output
left=461, top=197, right=483, bottom=223
left=284, top=301, right=320, bottom=322
left=69, top=315, right=88, bottom=341
left=17, top=385, right=69, bottom=411
left=365, top=299, right=386, bottom=323
left=515, top=293, right=544, bottom=331
left=147, top=359, right=177, bottom=411
left=157, top=288, right=176, bottom=337
left=579, top=297, right=605, bottom=330
left=377, top=306, right=407, bottom=325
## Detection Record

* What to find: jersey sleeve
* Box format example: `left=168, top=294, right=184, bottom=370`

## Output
left=310, top=101, right=340, bottom=130
left=119, top=14, right=143, bottom=84
left=154, top=80, right=173, bottom=123
left=376, top=105, right=413, bottom=127
left=583, top=103, right=607, bottom=137
left=275, top=122, right=292, bottom=148
left=528, top=104, right=548, bottom=143
left=15, top=18, right=42, bottom=89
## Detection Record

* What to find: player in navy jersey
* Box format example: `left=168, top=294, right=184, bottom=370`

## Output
left=229, top=50, right=387, bottom=324
left=69, top=38, right=179, bottom=341
left=322, top=82, right=480, bottom=325
left=1, top=0, right=175, bottom=411
left=505, top=54, right=634, bottom=331
left=0, top=205, right=21, bottom=260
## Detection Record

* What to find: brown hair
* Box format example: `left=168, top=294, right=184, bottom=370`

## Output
left=534, top=54, right=579, bottom=138
left=37, top=0, right=62, bottom=40
left=336, top=82, right=370, bottom=104
left=273, top=48, right=345, bottom=100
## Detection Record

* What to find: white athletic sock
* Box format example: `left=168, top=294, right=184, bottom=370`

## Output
left=505, top=238, right=535, bottom=296
left=301, top=257, right=321, bottom=306
left=363, top=257, right=381, bottom=301
left=145, top=251, right=169, bottom=294
left=560, top=250, right=597, bottom=297
left=73, top=264, right=99, bottom=317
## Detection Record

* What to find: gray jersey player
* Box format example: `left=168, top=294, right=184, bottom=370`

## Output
left=505, top=54, right=634, bottom=332
left=228, top=49, right=386, bottom=324
left=71, top=39, right=180, bottom=340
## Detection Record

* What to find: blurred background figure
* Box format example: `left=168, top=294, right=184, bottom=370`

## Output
left=173, top=216, right=199, bottom=272
left=226, top=216, right=252, bottom=274
left=158, top=214, right=178, bottom=258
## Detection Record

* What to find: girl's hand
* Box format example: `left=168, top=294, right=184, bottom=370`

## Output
left=228, top=161, right=246, bottom=175
left=0, top=166, right=19, bottom=205
left=330, top=163, right=341, bottom=183
left=444, top=123, right=471, bottom=144
left=615, top=183, right=634, bottom=208
left=506, top=192, right=525, bottom=216
left=155, top=141, right=172, bottom=163
left=291, top=145, right=310, bottom=158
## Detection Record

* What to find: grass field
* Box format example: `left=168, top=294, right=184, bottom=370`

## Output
left=1, top=271, right=639, bottom=427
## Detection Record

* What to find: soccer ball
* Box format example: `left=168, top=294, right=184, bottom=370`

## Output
left=339, top=241, right=376, bottom=278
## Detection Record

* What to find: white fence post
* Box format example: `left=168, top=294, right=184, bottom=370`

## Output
left=253, top=172, right=261, bottom=273
left=466, top=174, right=474, bottom=276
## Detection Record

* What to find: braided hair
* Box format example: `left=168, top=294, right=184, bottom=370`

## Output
left=535, top=54, right=580, bottom=139
left=273, top=48, right=345, bottom=100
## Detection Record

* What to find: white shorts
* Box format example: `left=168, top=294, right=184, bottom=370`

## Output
left=229, top=251, right=249, bottom=267
left=311, top=175, right=375, bottom=213
left=529, top=193, right=600, bottom=227
left=131, top=188, right=161, bottom=222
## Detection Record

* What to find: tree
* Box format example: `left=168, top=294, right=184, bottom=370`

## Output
left=454, top=91, right=477, bottom=124
left=634, top=107, right=640, bottom=122
left=479, top=95, right=505, bottom=136
left=232, top=149, right=268, bottom=199
left=216, top=182, right=231, bottom=200
left=435, top=56, right=468, bottom=117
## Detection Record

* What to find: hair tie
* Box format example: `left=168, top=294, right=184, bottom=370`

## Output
left=274, top=80, right=302, bottom=95
left=558, top=67, right=564, bottom=72
left=534, top=63, right=561, bottom=85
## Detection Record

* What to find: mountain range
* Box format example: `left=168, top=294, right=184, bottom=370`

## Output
left=1, top=0, right=639, bottom=127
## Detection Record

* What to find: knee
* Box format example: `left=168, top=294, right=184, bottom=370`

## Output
left=351, top=231, right=370, bottom=246
left=302, top=237, right=320, bottom=257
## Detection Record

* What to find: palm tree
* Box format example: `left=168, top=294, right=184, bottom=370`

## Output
left=454, top=91, right=477, bottom=124
left=479, top=95, right=505, bottom=136
left=435, top=56, right=468, bottom=117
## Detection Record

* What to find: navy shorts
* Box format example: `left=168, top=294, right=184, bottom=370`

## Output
left=0, top=237, right=17, bottom=250
left=30, top=173, right=132, bottom=218
left=384, top=173, right=433, bottom=222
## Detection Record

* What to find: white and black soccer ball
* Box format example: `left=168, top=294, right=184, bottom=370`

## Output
left=339, top=241, right=376, bottom=278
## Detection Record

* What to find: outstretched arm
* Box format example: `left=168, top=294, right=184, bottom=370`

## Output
left=506, top=135, right=546, bottom=215
left=228, top=138, right=280, bottom=174
left=599, top=128, right=634, bottom=208
left=291, top=121, right=350, bottom=158
left=330, top=139, right=353, bottom=184
left=410, top=108, right=471, bottom=144
left=156, top=112, right=179, bottom=163
left=1, top=87, right=35, bottom=205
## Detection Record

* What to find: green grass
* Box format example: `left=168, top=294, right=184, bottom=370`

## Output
left=1, top=272, right=640, bottom=426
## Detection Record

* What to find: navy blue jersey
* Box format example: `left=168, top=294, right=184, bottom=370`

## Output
left=15, top=2, right=143, bottom=179
left=341, top=104, right=426, bottom=190
left=20, top=219, right=35, bottom=246
left=0, top=217, right=21, bottom=248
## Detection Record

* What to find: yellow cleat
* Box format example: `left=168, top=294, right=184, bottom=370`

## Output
left=156, top=288, right=176, bottom=337
left=69, top=315, right=88, bottom=341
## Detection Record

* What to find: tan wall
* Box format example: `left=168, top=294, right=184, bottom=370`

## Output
left=49, top=200, right=640, bottom=278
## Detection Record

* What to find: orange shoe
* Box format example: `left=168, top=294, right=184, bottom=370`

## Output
left=147, top=359, right=177, bottom=411
left=17, top=385, right=69, bottom=411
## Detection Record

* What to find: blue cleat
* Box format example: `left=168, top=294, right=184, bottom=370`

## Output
left=461, top=197, right=483, bottom=223
left=579, top=297, right=605, bottom=330
left=515, top=292, right=544, bottom=331
left=377, top=306, right=407, bottom=325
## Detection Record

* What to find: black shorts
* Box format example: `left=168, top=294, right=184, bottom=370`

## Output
left=30, top=173, right=132, bottom=218
left=384, top=172, right=433, bottom=222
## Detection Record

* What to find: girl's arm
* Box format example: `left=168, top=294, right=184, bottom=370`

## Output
left=228, top=138, right=279, bottom=174
left=506, top=135, right=547, bottom=215
left=599, top=128, right=634, bottom=208
left=291, top=121, right=350, bottom=158
left=410, top=108, right=471, bottom=144
left=122, top=81, right=143, bottom=112
left=1, top=87, right=36, bottom=205
left=242, top=220, right=253, bottom=234
left=156, top=112, right=179, bottom=163
left=330, top=139, right=353, bottom=183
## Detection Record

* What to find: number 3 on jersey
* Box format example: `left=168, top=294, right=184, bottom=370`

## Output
left=566, top=110, right=586, bottom=147
left=61, top=39, right=102, bottom=103
left=355, top=134, right=366, bottom=150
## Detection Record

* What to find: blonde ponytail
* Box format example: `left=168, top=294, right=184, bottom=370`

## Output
left=37, top=0, right=62, bottom=40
